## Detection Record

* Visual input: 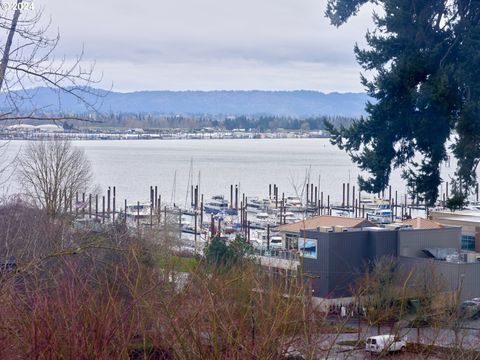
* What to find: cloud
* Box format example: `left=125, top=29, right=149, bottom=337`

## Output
left=35, top=0, right=376, bottom=91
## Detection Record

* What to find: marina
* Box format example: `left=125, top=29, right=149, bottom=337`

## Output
left=69, top=176, right=465, bottom=257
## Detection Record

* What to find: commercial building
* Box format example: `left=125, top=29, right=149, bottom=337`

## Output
left=430, top=210, right=480, bottom=251
left=266, top=215, right=480, bottom=301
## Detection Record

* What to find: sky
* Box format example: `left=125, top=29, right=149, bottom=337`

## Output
left=35, top=0, right=376, bottom=93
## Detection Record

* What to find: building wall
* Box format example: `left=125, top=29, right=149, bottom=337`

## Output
left=327, top=231, right=370, bottom=297
left=302, top=229, right=397, bottom=298
left=398, top=256, right=480, bottom=301
left=369, top=230, right=398, bottom=258
left=397, top=227, right=461, bottom=258
left=300, top=227, right=463, bottom=299
left=302, top=232, right=330, bottom=297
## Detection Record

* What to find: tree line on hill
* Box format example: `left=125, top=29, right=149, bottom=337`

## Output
left=61, top=113, right=357, bottom=132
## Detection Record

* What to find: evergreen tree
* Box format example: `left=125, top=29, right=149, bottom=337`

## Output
left=325, top=0, right=480, bottom=205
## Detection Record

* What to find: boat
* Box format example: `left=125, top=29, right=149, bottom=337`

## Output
left=367, top=205, right=393, bottom=224
left=285, top=196, right=306, bottom=212
left=279, top=211, right=298, bottom=224
left=204, top=195, right=237, bottom=215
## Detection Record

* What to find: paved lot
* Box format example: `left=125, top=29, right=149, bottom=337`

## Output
left=307, top=319, right=480, bottom=359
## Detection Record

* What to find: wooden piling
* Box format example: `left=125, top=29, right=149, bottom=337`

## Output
left=82, top=193, right=85, bottom=217
left=346, top=183, right=350, bottom=209
left=235, top=185, right=238, bottom=211
left=107, top=187, right=111, bottom=217
left=194, top=212, right=198, bottom=252
left=352, top=185, right=355, bottom=215
left=320, top=192, right=324, bottom=215
left=267, top=224, right=270, bottom=251
left=89, top=194, right=92, bottom=218
left=95, top=194, right=98, bottom=221
left=200, top=194, right=204, bottom=227
left=102, top=196, right=105, bottom=224
left=240, top=201, right=243, bottom=231
left=311, top=184, right=314, bottom=205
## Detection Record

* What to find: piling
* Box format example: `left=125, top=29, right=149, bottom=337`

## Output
left=235, top=185, right=238, bottom=210
left=194, top=212, right=198, bottom=252
left=346, top=183, right=350, bottom=209
left=107, top=187, right=111, bottom=217
left=95, top=194, right=98, bottom=221
left=82, top=193, right=85, bottom=217
left=306, top=183, right=309, bottom=206
left=320, top=192, right=324, bottom=215
left=210, top=216, right=215, bottom=238
left=352, top=186, right=355, bottom=214
left=200, top=194, right=204, bottom=227
left=267, top=224, right=270, bottom=251
left=88, top=194, right=92, bottom=218
left=102, top=196, right=105, bottom=224
left=240, top=201, right=244, bottom=231
left=179, top=208, right=182, bottom=238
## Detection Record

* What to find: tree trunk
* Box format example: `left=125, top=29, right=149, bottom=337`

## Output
left=0, top=0, right=22, bottom=90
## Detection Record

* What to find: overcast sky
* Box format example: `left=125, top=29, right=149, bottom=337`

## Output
left=35, top=0, right=375, bottom=93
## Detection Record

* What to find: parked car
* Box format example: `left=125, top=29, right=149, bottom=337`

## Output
left=365, top=335, right=406, bottom=354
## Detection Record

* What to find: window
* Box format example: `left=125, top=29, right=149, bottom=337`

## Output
left=299, top=238, right=317, bottom=259
left=461, top=235, right=476, bottom=251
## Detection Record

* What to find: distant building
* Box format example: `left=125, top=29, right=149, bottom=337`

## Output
left=430, top=210, right=480, bottom=251
left=36, top=124, right=63, bottom=133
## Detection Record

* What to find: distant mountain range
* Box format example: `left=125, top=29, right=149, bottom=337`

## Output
left=1, top=87, right=370, bottom=117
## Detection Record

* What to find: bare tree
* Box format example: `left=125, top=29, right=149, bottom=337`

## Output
left=17, top=139, right=92, bottom=217
left=0, top=0, right=103, bottom=122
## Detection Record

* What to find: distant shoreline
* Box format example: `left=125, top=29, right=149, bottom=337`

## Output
left=0, top=130, right=332, bottom=141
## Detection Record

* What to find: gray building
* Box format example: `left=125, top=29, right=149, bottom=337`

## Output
left=301, top=227, right=397, bottom=298
left=295, top=222, right=480, bottom=300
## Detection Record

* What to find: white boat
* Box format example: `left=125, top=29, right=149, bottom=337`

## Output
left=280, top=211, right=298, bottom=224
left=204, top=195, right=237, bottom=215
left=368, top=206, right=393, bottom=224
left=285, top=196, right=306, bottom=212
